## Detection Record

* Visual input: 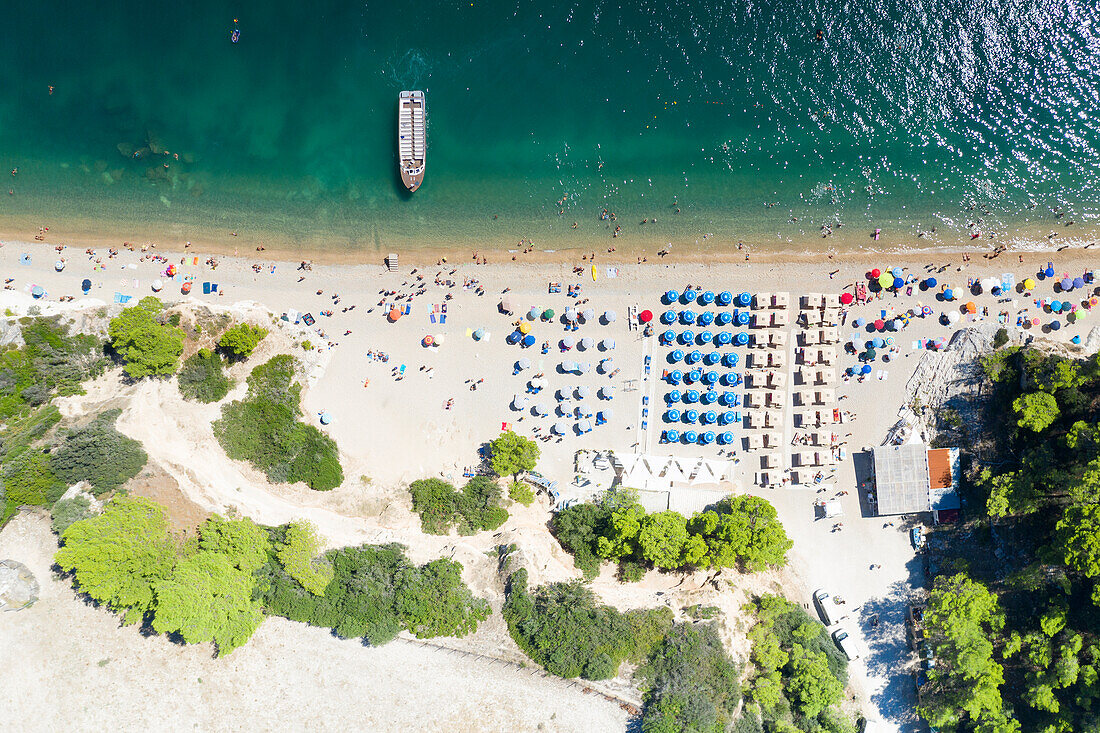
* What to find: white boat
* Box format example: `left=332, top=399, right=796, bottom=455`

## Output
left=398, top=90, right=426, bottom=192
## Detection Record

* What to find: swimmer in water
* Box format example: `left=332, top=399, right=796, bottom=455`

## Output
left=815, top=29, right=824, bottom=41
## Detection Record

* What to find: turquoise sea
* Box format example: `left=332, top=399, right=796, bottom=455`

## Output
left=1, top=0, right=1098, bottom=253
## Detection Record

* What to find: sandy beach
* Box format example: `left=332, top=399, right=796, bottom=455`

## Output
left=0, top=234, right=1096, bottom=731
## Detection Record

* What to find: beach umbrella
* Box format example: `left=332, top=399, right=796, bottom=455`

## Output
left=54, top=259, right=65, bottom=272
left=702, top=392, right=718, bottom=408
left=720, top=391, right=736, bottom=406
left=601, top=337, right=616, bottom=350
left=522, top=334, right=536, bottom=348
left=872, top=337, right=885, bottom=348
left=423, top=335, right=436, bottom=347
left=723, top=353, right=739, bottom=367
left=737, top=292, right=751, bottom=306
left=662, top=310, right=676, bottom=324
left=697, top=330, right=714, bottom=345
left=873, top=319, right=885, bottom=330
left=388, top=308, right=403, bottom=322
left=704, top=351, right=720, bottom=365
left=684, top=430, right=699, bottom=443
left=1074, top=277, right=1086, bottom=290
left=947, top=311, right=960, bottom=323
left=576, top=385, right=590, bottom=399
left=700, top=431, right=715, bottom=444
left=1061, top=277, right=1074, bottom=291
left=664, top=429, right=680, bottom=443
left=697, top=311, right=714, bottom=327
left=582, top=308, right=595, bottom=321
left=965, top=301, right=977, bottom=314
left=604, top=310, right=617, bottom=323
left=530, top=377, right=546, bottom=390
left=518, top=322, right=532, bottom=335
left=1051, top=320, right=1062, bottom=330
left=717, top=311, right=733, bottom=326
left=666, top=389, right=682, bottom=403
left=925, top=277, right=937, bottom=288
left=1045, top=266, right=1055, bottom=277
left=666, top=408, right=682, bottom=422
left=553, top=421, right=568, bottom=435
left=864, top=347, right=878, bottom=360
left=893, top=277, right=904, bottom=289
left=1023, top=278, right=1036, bottom=290
left=850, top=336, right=865, bottom=350
left=840, top=292, right=854, bottom=305
left=736, top=311, right=750, bottom=325
left=560, top=336, right=575, bottom=349
left=991, top=286, right=1002, bottom=296
left=565, top=307, right=578, bottom=322
left=680, top=330, right=695, bottom=344
left=1091, top=297, right=1099, bottom=308
left=891, top=267, right=903, bottom=278
left=943, top=288, right=954, bottom=301
left=685, top=390, right=700, bottom=404
left=561, top=359, right=577, bottom=372
left=688, top=368, right=703, bottom=382
left=1073, top=335, right=1083, bottom=344
left=517, top=357, right=532, bottom=370
left=639, top=309, right=653, bottom=324
left=860, top=364, right=872, bottom=375
left=685, top=409, right=699, bottom=423
left=1030, top=317, right=1041, bottom=326
left=500, top=296, right=515, bottom=314
left=578, top=362, right=591, bottom=374
left=577, top=419, right=592, bottom=433
left=703, top=371, right=719, bottom=385
left=680, top=310, right=696, bottom=324
left=580, top=336, right=595, bottom=349
left=982, top=277, right=1000, bottom=291
left=720, top=431, right=734, bottom=445
left=600, top=386, right=615, bottom=399
left=664, top=290, right=679, bottom=305
left=597, top=409, right=613, bottom=423
left=871, top=268, right=881, bottom=278
left=878, top=272, right=893, bottom=288
left=81, top=278, right=92, bottom=293
left=700, top=291, right=715, bottom=305
left=887, top=319, right=900, bottom=331
left=720, top=411, right=737, bottom=424
left=662, top=329, right=676, bottom=344
left=687, top=351, right=702, bottom=365
left=854, top=317, right=866, bottom=327
left=668, top=370, right=683, bottom=385
left=527, top=306, right=540, bottom=320
left=434, top=333, right=445, bottom=345
left=717, top=331, right=732, bottom=345
left=718, top=291, right=733, bottom=306
left=670, top=349, right=685, bottom=363
left=542, top=308, right=555, bottom=320
left=681, top=289, right=696, bottom=304
left=533, top=403, right=548, bottom=416
left=1051, top=301, right=1063, bottom=313
left=512, top=394, right=529, bottom=409
left=734, top=332, right=749, bottom=346
left=722, top=373, right=740, bottom=386
left=30, top=285, right=45, bottom=299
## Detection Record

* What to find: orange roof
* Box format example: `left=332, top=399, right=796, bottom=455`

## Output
left=927, top=449, right=952, bottom=490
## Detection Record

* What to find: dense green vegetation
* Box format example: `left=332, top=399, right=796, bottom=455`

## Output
left=508, top=480, right=535, bottom=506
left=0, top=317, right=106, bottom=420
left=502, top=567, right=673, bottom=680
left=214, top=355, right=343, bottom=490
left=743, top=595, right=854, bottom=732
left=51, top=409, right=147, bottom=495
left=218, top=323, right=269, bottom=360
left=637, top=622, right=742, bottom=733
left=274, top=520, right=334, bottom=595
left=256, top=533, right=490, bottom=646
left=50, top=495, right=92, bottom=535
left=912, top=346, right=1100, bottom=731
left=552, top=490, right=792, bottom=579
left=177, top=348, right=232, bottom=402
left=489, top=430, right=540, bottom=478
left=407, top=476, right=509, bottom=535
left=107, top=297, right=185, bottom=378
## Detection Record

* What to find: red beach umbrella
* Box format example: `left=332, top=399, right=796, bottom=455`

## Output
left=873, top=319, right=885, bottom=330
left=639, top=309, right=653, bottom=323
left=388, top=308, right=402, bottom=322
left=839, top=292, right=854, bottom=305
left=870, top=268, right=881, bottom=278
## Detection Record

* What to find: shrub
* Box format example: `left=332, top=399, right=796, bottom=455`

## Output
left=993, top=328, right=1009, bottom=349
left=107, top=297, right=185, bottom=378
left=509, top=480, right=535, bottom=506
left=214, top=356, right=343, bottom=490
left=51, top=495, right=93, bottom=535
left=178, top=349, right=232, bottom=402
left=218, top=323, right=269, bottom=360
left=50, top=409, right=148, bottom=496
left=0, top=317, right=106, bottom=420
left=3, top=450, right=65, bottom=506
left=275, top=521, right=333, bottom=595
left=408, top=476, right=509, bottom=535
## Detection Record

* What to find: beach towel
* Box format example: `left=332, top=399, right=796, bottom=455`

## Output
left=193, top=257, right=199, bottom=265
left=113, top=292, right=123, bottom=303
left=440, top=314, right=447, bottom=324
left=212, top=284, right=218, bottom=292
left=203, top=282, right=211, bottom=294
left=430, top=314, right=436, bottom=324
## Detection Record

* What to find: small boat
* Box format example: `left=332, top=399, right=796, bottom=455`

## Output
left=230, top=27, right=240, bottom=43
left=398, top=91, right=426, bottom=192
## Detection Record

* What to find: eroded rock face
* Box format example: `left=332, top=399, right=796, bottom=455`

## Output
left=1084, top=326, right=1100, bottom=354
left=0, top=559, right=39, bottom=611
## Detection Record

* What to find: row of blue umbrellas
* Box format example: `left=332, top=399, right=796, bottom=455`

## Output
left=666, top=388, right=741, bottom=404
left=668, top=350, right=741, bottom=366
left=665, top=408, right=740, bottom=424
left=664, top=289, right=752, bottom=307
left=1058, top=276, right=1087, bottom=292
left=662, top=330, right=751, bottom=346
left=661, top=429, right=736, bottom=445
left=666, top=371, right=743, bottom=388
left=662, top=310, right=752, bottom=326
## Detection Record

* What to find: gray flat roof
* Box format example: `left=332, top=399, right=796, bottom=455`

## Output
left=873, top=444, right=932, bottom=515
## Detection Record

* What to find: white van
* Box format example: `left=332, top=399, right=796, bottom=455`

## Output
left=813, top=588, right=838, bottom=626
left=833, top=627, right=860, bottom=660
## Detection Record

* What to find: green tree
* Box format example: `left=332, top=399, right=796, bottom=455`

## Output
left=198, top=515, right=270, bottom=573
left=597, top=503, right=646, bottom=560
left=395, top=558, right=491, bottom=638
left=408, top=478, right=459, bottom=534
left=638, top=510, right=690, bottom=570
left=177, top=348, right=231, bottom=402
left=1013, top=391, right=1060, bottom=432
left=50, top=409, right=148, bottom=495
left=54, top=496, right=178, bottom=623
left=50, top=494, right=93, bottom=535
left=785, top=644, right=844, bottom=718
left=152, top=550, right=264, bottom=656
left=509, top=480, right=535, bottom=506
left=1054, top=504, right=1100, bottom=577
left=275, top=520, right=334, bottom=595
left=550, top=502, right=610, bottom=578
left=697, top=496, right=793, bottom=571
left=218, top=323, right=269, bottom=360
left=488, top=430, right=540, bottom=478
left=107, top=297, right=185, bottom=378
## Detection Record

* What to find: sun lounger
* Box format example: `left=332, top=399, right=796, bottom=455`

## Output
left=430, top=314, right=437, bottom=324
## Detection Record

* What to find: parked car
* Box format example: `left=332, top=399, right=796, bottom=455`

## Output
left=910, top=525, right=925, bottom=549
left=813, top=588, right=838, bottom=626
left=833, top=627, right=860, bottom=660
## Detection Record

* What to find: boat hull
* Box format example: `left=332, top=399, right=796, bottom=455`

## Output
left=398, top=90, right=426, bottom=193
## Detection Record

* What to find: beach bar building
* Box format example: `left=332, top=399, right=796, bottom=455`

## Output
left=871, top=444, right=960, bottom=522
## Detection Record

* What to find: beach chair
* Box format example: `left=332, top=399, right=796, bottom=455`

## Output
left=403, top=304, right=411, bottom=315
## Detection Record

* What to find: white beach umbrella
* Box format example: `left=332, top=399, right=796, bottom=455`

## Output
left=517, top=357, right=532, bottom=370
left=598, top=409, right=614, bottom=421
left=561, top=360, right=577, bottom=372
left=577, top=419, right=592, bottom=433
left=604, top=310, right=617, bottom=323
left=600, top=386, right=615, bottom=399
left=947, top=311, right=960, bottom=323
left=577, top=362, right=592, bottom=374
left=530, top=377, right=546, bottom=390
left=580, top=336, right=595, bottom=350
left=601, top=337, right=616, bottom=350
left=553, top=421, right=568, bottom=435
left=561, top=336, right=575, bottom=349
left=434, top=333, right=445, bottom=345
left=576, top=385, right=591, bottom=399
left=982, top=277, right=1000, bottom=291
left=533, top=403, right=548, bottom=416
left=565, top=308, right=578, bottom=322
left=582, top=308, right=595, bottom=321
left=151, top=279, right=164, bottom=292
left=512, top=394, right=529, bottom=410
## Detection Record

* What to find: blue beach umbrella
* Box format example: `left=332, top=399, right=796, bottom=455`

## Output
left=1045, top=266, right=1055, bottom=277
left=680, top=310, right=695, bottom=324
left=854, top=317, right=866, bottom=327
left=679, top=330, right=695, bottom=344
left=1074, top=276, right=1086, bottom=289
left=718, top=291, right=733, bottom=306
left=664, top=289, right=679, bottom=304
left=670, top=349, right=685, bottom=363
left=925, top=277, right=937, bottom=288
left=722, top=353, right=739, bottom=367
left=720, top=411, right=737, bottom=425
left=662, top=329, right=676, bottom=344
left=701, top=391, right=718, bottom=405
left=893, top=277, right=904, bottom=289
left=737, top=292, right=751, bottom=306
left=668, top=370, right=683, bottom=385
left=717, top=331, right=732, bottom=345
left=861, top=364, right=872, bottom=375
left=872, top=337, right=885, bottom=348
left=891, top=267, right=903, bottom=278
left=702, top=411, right=717, bottom=425
left=522, top=334, right=536, bottom=347
left=1051, top=301, right=1063, bottom=313
left=703, top=371, right=719, bottom=385
left=698, top=331, right=714, bottom=345
left=700, top=431, right=715, bottom=444
left=685, top=390, right=700, bottom=404
left=716, top=311, right=733, bottom=326
left=700, top=291, right=715, bottom=305
left=1061, top=277, right=1073, bottom=291
left=681, top=289, right=696, bottom=304
left=683, top=430, right=698, bottom=444
left=721, top=391, right=736, bottom=406
left=506, top=331, right=521, bottom=344
left=666, top=389, right=682, bottom=403
left=704, top=351, right=721, bottom=365
left=943, top=288, right=954, bottom=301
left=685, top=409, right=699, bottom=423
left=1051, top=320, right=1062, bottom=330
left=81, top=278, right=92, bottom=293
left=662, top=310, right=676, bottom=324
left=666, top=408, right=682, bottom=422
left=736, top=311, right=750, bottom=326
left=687, top=351, right=702, bottom=365
left=719, top=431, right=734, bottom=445
left=697, top=311, right=714, bottom=327
left=688, top=368, right=703, bottom=382
left=734, top=332, right=749, bottom=345
left=664, top=429, right=679, bottom=443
